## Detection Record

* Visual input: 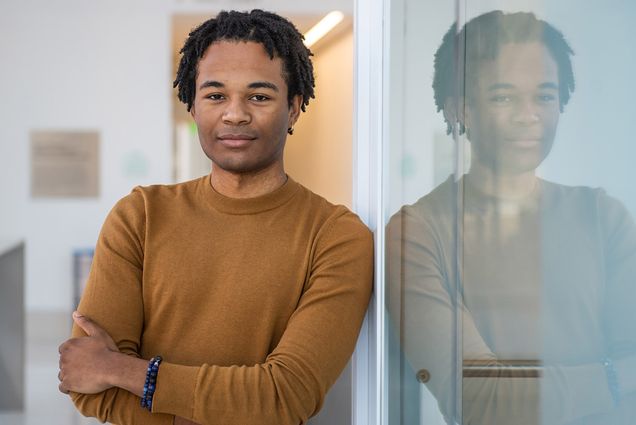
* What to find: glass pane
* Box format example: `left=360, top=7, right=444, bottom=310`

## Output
left=384, top=0, right=458, bottom=423
left=385, top=1, right=636, bottom=424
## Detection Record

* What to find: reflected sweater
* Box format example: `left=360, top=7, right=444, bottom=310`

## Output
left=70, top=175, right=374, bottom=425
left=387, top=176, right=636, bottom=425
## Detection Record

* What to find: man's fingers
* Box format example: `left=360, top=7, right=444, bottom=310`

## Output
left=72, top=311, right=102, bottom=337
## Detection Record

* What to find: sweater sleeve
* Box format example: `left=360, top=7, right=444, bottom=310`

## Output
left=386, top=205, right=634, bottom=425
left=69, top=189, right=174, bottom=425
left=599, top=191, right=636, bottom=395
left=150, top=211, right=374, bottom=425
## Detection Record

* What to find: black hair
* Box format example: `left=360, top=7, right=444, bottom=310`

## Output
left=174, top=9, right=315, bottom=112
left=433, top=11, right=575, bottom=134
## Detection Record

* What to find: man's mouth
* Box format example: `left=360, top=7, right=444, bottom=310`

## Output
left=506, top=139, right=543, bottom=148
left=217, top=134, right=257, bottom=148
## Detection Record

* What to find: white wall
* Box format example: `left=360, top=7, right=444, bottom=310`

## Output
left=0, top=0, right=353, bottom=312
left=285, top=30, right=354, bottom=208
left=0, top=0, right=173, bottom=312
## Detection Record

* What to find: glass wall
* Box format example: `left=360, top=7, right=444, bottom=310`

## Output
left=381, top=0, right=636, bottom=424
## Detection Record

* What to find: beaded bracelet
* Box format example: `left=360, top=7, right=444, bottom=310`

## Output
left=141, top=356, right=162, bottom=411
left=602, top=357, right=621, bottom=406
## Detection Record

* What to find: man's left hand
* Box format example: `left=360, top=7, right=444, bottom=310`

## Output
left=58, top=311, right=120, bottom=395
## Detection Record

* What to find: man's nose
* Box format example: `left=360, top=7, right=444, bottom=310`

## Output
left=512, top=99, right=540, bottom=125
left=222, top=99, right=251, bottom=126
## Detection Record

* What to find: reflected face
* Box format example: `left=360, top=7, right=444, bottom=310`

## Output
left=465, top=42, right=561, bottom=174
left=191, top=41, right=300, bottom=175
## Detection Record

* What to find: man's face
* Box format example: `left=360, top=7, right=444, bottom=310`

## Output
left=191, top=41, right=301, bottom=175
left=464, top=42, right=561, bottom=175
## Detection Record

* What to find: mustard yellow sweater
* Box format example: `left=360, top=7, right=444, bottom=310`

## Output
left=70, top=175, right=374, bottom=425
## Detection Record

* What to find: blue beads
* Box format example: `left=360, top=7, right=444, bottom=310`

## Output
left=140, top=356, right=162, bottom=411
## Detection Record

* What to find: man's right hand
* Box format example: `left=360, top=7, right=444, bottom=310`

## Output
left=58, top=312, right=121, bottom=395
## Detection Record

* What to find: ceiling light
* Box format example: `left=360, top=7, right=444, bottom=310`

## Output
left=303, top=11, right=345, bottom=48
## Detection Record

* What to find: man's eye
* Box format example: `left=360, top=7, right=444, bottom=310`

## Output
left=537, top=94, right=557, bottom=103
left=250, top=95, right=270, bottom=102
left=205, top=93, right=224, bottom=101
left=490, top=95, right=512, bottom=103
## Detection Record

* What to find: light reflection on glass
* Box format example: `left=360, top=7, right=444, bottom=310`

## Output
left=387, top=8, right=636, bottom=425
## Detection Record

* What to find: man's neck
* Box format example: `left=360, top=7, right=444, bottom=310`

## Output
left=209, top=164, right=288, bottom=199
left=467, top=160, right=538, bottom=201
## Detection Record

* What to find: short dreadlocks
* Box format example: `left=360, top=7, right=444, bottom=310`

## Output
left=174, top=9, right=315, bottom=112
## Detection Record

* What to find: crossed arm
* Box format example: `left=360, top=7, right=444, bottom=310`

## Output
left=59, top=253, right=372, bottom=425
left=386, top=195, right=636, bottom=424
left=58, top=312, right=197, bottom=425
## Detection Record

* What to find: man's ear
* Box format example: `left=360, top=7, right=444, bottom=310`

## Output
left=288, top=95, right=302, bottom=129
left=189, top=104, right=196, bottom=118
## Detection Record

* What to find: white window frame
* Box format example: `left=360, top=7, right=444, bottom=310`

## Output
left=351, top=0, right=390, bottom=424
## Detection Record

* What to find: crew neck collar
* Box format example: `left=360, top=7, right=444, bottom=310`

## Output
left=198, top=173, right=300, bottom=215
left=460, top=175, right=544, bottom=214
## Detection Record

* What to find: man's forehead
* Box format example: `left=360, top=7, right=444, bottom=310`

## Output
left=196, top=41, right=286, bottom=82
left=200, top=40, right=275, bottom=65
left=470, top=42, right=559, bottom=88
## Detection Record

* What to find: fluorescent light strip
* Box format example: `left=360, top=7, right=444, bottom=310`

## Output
left=303, top=11, right=345, bottom=48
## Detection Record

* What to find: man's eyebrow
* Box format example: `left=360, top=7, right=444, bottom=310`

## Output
left=198, top=80, right=280, bottom=92
left=538, top=82, right=559, bottom=90
left=199, top=80, right=224, bottom=90
left=487, top=82, right=559, bottom=91
left=487, top=83, right=515, bottom=91
left=248, top=81, right=279, bottom=92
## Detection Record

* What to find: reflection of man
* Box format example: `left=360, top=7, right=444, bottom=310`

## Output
left=57, top=10, right=373, bottom=425
left=388, top=11, right=636, bottom=425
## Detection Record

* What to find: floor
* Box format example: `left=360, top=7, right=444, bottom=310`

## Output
left=0, top=311, right=100, bottom=425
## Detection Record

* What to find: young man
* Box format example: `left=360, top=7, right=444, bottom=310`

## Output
left=58, top=10, right=373, bottom=425
left=387, top=11, right=636, bottom=425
